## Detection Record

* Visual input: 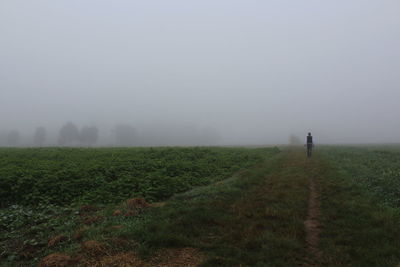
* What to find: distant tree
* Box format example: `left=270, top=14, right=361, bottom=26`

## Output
left=33, top=126, right=47, bottom=146
left=7, top=130, right=20, bottom=146
left=58, top=122, right=80, bottom=145
left=114, top=124, right=136, bottom=146
left=79, top=126, right=99, bottom=146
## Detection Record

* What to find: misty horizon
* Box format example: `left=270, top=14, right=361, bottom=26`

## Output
left=1, top=1, right=399, bottom=145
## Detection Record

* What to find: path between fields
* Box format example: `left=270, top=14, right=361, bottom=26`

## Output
left=304, top=165, right=322, bottom=265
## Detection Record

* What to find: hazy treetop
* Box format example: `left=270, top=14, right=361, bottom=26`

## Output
left=1, top=1, right=399, bottom=144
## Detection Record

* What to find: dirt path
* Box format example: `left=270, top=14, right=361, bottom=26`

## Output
left=304, top=165, right=322, bottom=265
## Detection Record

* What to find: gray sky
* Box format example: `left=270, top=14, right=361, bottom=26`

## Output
left=1, top=0, right=400, bottom=145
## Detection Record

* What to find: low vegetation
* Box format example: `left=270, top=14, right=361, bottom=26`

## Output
left=0, top=147, right=278, bottom=266
left=0, top=147, right=275, bottom=206
left=2, top=146, right=400, bottom=266
left=320, top=146, right=400, bottom=207
left=317, top=146, right=400, bottom=266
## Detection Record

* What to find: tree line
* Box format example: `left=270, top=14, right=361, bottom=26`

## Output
left=0, top=122, right=221, bottom=147
left=0, top=123, right=100, bottom=147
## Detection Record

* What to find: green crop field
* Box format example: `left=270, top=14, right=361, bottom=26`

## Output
left=0, top=147, right=276, bottom=206
left=319, top=146, right=400, bottom=207
left=0, top=147, right=279, bottom=266
left=2, top=145, right=400, bottom=266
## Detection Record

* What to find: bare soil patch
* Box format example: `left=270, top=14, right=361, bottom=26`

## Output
left=38, top=253, right=73, bottom=267
left=48, top=235, right=68, bottom=247
left=74, top=247, right=203, bottom=267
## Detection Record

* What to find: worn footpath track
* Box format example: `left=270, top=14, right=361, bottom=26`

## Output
left=192, top=149, right=325, bottom=266
left=304, top=160, right=322, bottom=265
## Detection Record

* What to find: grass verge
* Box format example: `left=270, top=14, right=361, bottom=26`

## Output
left=317, top=153, right=400, bottom=266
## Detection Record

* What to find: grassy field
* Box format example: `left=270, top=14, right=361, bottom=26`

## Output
left=1, top=145, right=400, bottom=266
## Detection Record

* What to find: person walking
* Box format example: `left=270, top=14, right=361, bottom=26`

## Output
left=306, top=132, right=313, bottom=158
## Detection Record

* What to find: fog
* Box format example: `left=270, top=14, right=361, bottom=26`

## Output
left=1, top=1, right=399, bottom=146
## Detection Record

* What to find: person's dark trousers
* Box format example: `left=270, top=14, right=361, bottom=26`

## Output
left=307, top=144, right=312, bottom=157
